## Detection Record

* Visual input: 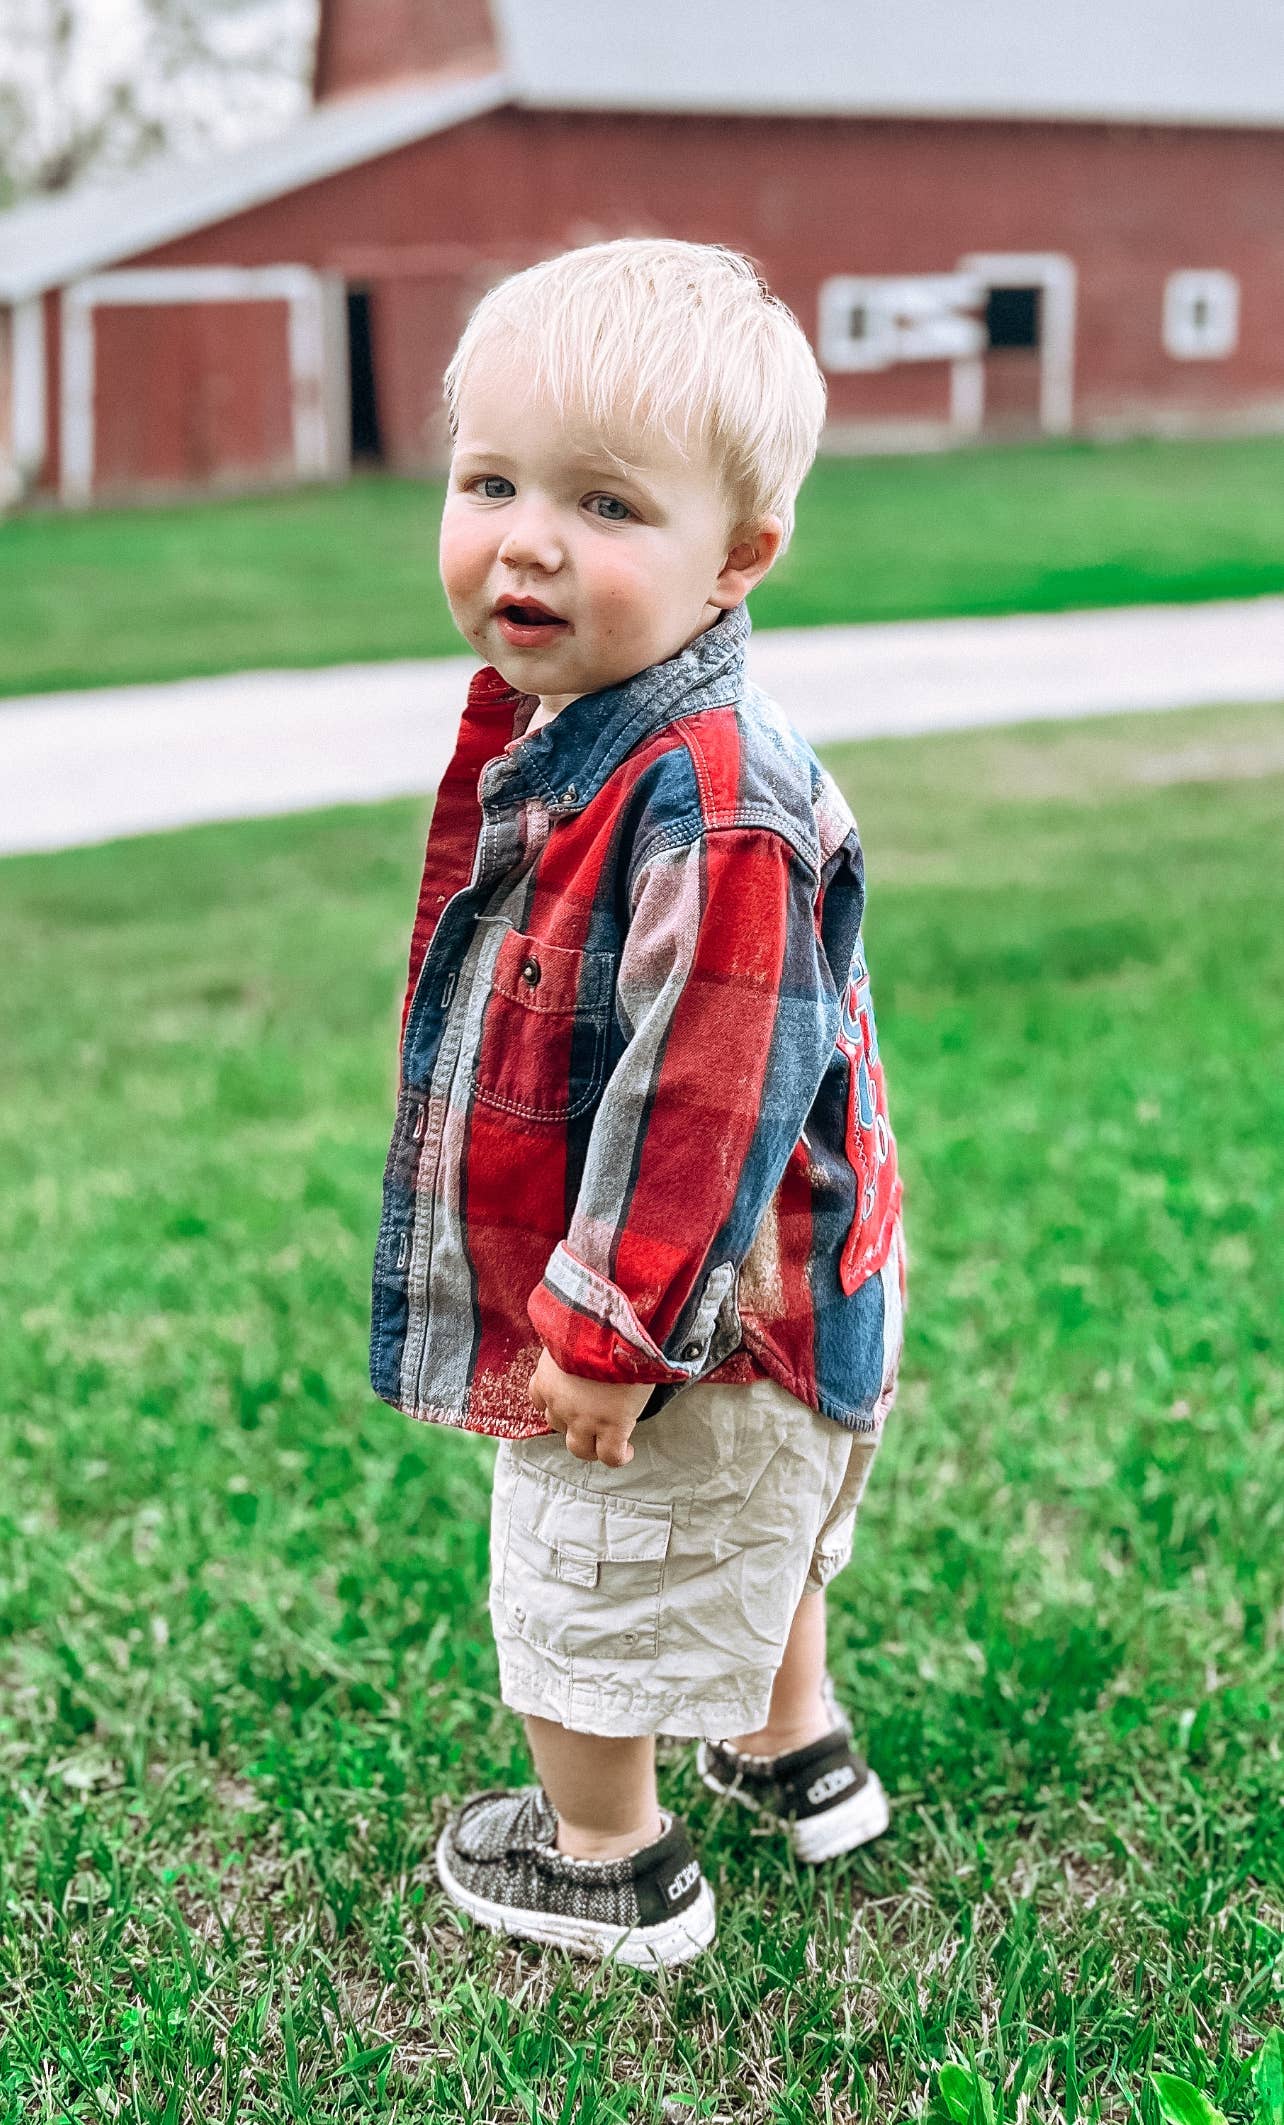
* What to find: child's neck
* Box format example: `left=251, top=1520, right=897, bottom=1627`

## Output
left=528, top=693, right=577, bottom=734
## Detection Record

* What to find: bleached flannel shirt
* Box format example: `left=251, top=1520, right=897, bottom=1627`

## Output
left=369, top=597, right=904, bottom=1441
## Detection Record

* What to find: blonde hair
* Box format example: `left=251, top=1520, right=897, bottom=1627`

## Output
left=442, top=237, right=827, bottom=557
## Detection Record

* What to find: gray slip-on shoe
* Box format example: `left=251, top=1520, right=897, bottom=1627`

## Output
left=435, top=1784, right=716, bottom=1968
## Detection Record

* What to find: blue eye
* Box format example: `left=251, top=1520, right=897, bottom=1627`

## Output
left=474, top=476, right=514, bottom=499
left=589, top=495, right=633, bottom=522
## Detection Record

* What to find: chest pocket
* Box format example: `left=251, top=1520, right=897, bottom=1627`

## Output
left=471, top=924, right=614, bottom=1123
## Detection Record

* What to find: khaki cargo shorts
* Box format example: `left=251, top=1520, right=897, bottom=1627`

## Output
left=487, top=1372, right=886, bottom=1741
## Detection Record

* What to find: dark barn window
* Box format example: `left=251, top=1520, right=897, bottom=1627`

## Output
left=347, top=288, right=383, bottom=463
left=985, top=285, right=1042, bottom=349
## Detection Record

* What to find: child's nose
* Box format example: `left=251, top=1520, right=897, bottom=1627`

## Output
left=497, top=500, right=564, bottom=571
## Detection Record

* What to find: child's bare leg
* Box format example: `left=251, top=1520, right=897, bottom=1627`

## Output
left=724, top=1587, right=833, bottom=1755
left=523, top=1713, right=664, bottom=1859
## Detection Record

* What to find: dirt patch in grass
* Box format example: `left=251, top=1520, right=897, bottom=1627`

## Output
left=1129, top=732, right=1284, bottom=784
left=986, top=720, right=1284, bottom=803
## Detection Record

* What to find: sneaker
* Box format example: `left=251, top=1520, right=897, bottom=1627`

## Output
left=696, top=1722, right=889, bottom=1865
left=434, top=1785, right=717, bottom=1968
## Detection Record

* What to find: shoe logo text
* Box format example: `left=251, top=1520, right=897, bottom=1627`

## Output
left=666, top=1859, right=701, bottom=1902
left=807, top=1766, right=857, bottom=1806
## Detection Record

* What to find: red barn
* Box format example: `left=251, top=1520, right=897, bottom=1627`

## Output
left=2, top=0, right=1284, bottom=505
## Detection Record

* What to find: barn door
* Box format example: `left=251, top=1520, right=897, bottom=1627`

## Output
left=60, top=266, right=348, bottom=503
left=951, top=253, right=1076, bottom=439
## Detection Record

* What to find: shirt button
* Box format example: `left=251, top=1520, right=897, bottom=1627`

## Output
left=681, top=1341, right=702, bottom=1361
left=512, top=1604, right=526, bottom=1622
left=563, top=784, right=578, bottom=803
left=521, top=958, right=541, bottom=986
left=622, top=1631, right=637, bottom=1644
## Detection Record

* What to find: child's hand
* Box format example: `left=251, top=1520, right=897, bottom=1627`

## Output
left=528, top=1348, right=653, bottom=1466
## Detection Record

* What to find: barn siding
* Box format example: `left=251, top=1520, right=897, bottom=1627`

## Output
left=92, top=301, right=295, bottom=499
left=46, top=108, right=1284, bottom=497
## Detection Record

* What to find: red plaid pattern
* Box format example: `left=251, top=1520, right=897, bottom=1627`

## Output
left=369, top=602, right=904, bottom=1439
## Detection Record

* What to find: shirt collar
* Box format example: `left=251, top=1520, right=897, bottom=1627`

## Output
left=473, top=600, right=751, bottom=814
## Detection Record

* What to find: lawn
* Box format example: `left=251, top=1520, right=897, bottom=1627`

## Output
left=1, top=702, right=1281, bottom=2122
left=4, top=432, right=1284, bottom=698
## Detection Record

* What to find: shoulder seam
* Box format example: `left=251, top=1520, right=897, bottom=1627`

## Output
left=674, top=708, right=718, bottom=823
left=662, top=708, right=821, bottom=877
left=632, top=813, right=821, bottom=882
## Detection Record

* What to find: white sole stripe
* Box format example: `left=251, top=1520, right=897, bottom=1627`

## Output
left=434, top=1829, right=717, bottom=1967
left=698, top=1755, right=890, bottom=1863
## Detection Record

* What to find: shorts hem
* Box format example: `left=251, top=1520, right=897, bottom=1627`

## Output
left=494, top=1646, right=779, bottom=1742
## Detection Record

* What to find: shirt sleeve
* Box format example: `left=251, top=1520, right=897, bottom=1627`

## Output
left=526, top=826, right=840, bottom=1384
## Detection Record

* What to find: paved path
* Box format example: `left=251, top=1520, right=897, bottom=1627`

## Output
left=3, top=596, right=1282, bottom=855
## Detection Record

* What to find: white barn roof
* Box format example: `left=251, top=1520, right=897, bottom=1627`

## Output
left=494, top=0, right=1284, bottom=127
left=3, top=0, right=1283, bottom=304
left=0, top=71, right=509, bottom=303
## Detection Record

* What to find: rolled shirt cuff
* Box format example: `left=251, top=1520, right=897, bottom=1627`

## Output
left=528, top=1243, right=734, bottom=1385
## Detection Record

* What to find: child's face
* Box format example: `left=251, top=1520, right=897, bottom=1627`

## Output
left=440, top=353, right=776, bottom=712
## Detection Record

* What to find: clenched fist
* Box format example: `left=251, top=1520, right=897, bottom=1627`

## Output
left=528, top=1347, right=654, bottom=1466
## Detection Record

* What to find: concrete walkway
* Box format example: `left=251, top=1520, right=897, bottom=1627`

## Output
left=2, top=595, right=1282, bottom=856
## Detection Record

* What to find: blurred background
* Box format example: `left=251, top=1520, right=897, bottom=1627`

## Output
left=1, top=6, right=1281, bottom=2121
left=5, top=0, right=1284, bottom=506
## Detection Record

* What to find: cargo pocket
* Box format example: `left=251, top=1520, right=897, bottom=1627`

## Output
left=499, top=1462, right=673, bottom=1661
left=471, top=926, right=613, bottom=1123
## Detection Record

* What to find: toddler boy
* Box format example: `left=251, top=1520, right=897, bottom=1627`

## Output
left=369, top=238, right=905, bottom=1969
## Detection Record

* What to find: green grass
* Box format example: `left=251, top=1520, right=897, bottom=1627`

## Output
left=2, top=702, right=1282, bottom=2121
left=5, top=432, right=1284, bottom=696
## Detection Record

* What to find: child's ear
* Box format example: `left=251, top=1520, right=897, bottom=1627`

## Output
left=712, top=514, right=785, bottom=607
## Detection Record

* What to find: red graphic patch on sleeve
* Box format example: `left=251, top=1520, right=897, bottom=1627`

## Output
left=836, top=937, right=902, bottom=1296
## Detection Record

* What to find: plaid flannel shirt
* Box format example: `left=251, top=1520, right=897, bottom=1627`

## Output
left=369, top=598, right=904, bottom=1441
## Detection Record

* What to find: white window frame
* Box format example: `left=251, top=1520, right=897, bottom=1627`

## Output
left=60, top=265, right=349, bottom=505
left=950, top=252, right=1077, bottom=437
left=818, top=273, right=988, bottom=373
left=1163, top=270, right=1239, bottom=361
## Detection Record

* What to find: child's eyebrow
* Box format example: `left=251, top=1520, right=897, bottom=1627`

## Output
left=577, top=460, right=657, bottom=496
left=453, top=445, right=661, bottom=504
left=566, top=444, right=654, bottom=480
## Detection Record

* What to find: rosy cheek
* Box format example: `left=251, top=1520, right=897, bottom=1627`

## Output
left=439, top=514, right=490, bottom=601
left=591, top=554, right=643, bottom=606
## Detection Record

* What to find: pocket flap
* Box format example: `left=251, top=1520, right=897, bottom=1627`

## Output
left=513, top=1465, right=672, bottom=1565
left=491, top=926, right=612, bottom=1016
left=555, top=1545, right=600, bottom=1587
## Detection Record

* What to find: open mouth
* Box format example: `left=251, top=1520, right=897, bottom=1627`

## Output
left=495, top=600, right=569, bottom=644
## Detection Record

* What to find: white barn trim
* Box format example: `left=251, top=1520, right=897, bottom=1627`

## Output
left=59, top=266, right=348, bottom=505
left=951, top=254, right=1077, bottom=438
